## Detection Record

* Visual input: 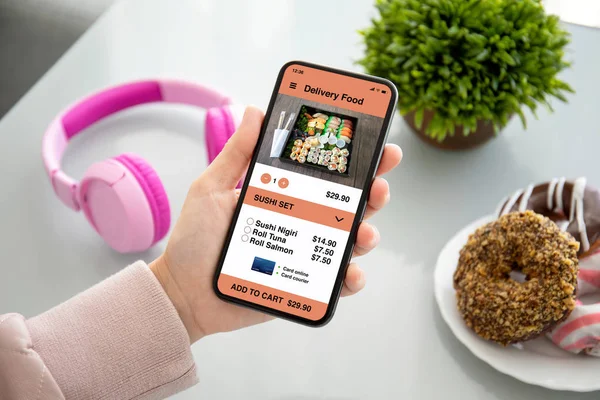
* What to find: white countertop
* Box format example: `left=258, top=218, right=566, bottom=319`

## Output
left=1, top=0, right=599, bottom=398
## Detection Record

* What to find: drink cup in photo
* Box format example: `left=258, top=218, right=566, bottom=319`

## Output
left=271, top=128, right=289, bottom=157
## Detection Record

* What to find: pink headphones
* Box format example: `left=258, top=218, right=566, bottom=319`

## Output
left=42, top=79, right=243, bottom=253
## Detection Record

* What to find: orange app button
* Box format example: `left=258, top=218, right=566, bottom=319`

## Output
left=278, top=177, right=289, bottom=189
left=243, top=186, right=354, bottom=231
left=217, top=274, right=328, bottom=321
left=260, top=173, right=271, bottom=184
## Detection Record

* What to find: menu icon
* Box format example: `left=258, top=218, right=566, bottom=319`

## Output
left=289, top=82, right=297, bottom=90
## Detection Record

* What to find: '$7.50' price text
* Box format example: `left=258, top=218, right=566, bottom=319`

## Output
left=311, top=254, right=332, bottom=264
left=287, top=300, right=312, bottom=312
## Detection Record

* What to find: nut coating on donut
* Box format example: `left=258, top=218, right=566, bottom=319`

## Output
left=453, top=211, right=579, bottom=345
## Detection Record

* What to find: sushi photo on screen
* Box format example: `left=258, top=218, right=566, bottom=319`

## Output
left=251, top=256, right=277, bottom=276
left=255, top=92, right=385, bottom=190
left=280, top=105, right=356, bottom=175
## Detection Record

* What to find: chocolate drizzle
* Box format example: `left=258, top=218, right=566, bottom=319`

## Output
left=496, top=177, right=600, bottom=256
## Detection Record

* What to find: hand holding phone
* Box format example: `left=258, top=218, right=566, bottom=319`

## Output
left=149, top=106, right=400, bottom=340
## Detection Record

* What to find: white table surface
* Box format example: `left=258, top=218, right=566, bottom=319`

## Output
left=1, top=0, right=600, bottom=399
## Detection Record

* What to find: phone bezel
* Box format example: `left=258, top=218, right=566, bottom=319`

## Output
left=213, top=60, right=398, bottom=327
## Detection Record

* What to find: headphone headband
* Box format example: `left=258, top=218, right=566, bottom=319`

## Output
left=43, top=79, right=232, bottom=210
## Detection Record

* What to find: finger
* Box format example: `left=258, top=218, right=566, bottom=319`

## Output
left=205, top=106, right=264, bottom=189
left=340, top=263, right=366, bottom=297
left=376, top=144, right=402, bottom=177
left=353, top=222, right=380, bottom=257
left=363, top=178, right=390, bottom=220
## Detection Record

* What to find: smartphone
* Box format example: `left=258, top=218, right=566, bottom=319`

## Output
left=213, top=61, right=397, bottom=326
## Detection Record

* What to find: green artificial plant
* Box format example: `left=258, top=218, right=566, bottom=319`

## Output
left=358, top=0, right=574, bottom=142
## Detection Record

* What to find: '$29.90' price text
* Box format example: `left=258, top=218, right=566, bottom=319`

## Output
left=311, top=236, right=336, bottom=265
left=326, top=191, right=350, bottom=203
left=287, top=300, right=312, bottom=312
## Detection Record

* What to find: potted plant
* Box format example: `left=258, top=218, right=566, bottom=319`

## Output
left=358, top=0, right=574, bottom=150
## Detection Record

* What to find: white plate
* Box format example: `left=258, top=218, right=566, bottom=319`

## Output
left=434, top=215, right=600, bottom=392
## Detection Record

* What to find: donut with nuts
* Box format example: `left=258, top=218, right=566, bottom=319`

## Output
left=454, top=211, right=579, bottom=345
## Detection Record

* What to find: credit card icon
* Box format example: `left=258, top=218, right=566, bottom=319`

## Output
left=251, top=256, right=276, bottom=275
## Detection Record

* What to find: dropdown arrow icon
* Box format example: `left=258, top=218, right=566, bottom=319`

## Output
left=335, top=216, right=344, bottom=222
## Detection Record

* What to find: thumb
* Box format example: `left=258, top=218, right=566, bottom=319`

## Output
left=205, top=106, right=264, bottom=189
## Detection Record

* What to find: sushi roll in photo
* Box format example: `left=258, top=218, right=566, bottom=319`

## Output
left=303, top=141, right=311, bottom=149
left=324, top=155, right=331, bottom=162
left=341, top=149, right=350, bottom=157
left=290, top=152, right=297, bottom=160
left=301, top=148, right=309, bottom=156
left=328, top=163, right=338, bottom=171
left=338, top=164, right=347, bottom=173
left=307, top=155, right=314, bottom=163
left=326, top=150, right=333, bottom=156
left=331, top=155, right=339, bottom=163
left=339, top=156, right=347, bottom=165
left=298, top=155, right=306, bottom=163
left=340, top=129, right=353, bottom=138
left=332, top=147, right=341, bottom=156
left=294, top=139, right=303, bottom=147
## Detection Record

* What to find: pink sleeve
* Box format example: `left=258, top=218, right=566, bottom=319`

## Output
left=0, top=261, right=198, bottom=399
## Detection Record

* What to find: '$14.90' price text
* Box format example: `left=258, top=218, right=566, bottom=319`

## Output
left=311, top=235, right=336, bottom=265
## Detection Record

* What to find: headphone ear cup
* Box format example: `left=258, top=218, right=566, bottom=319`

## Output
left=113, top=154, right=171, bottom=244
left=205, top=104, right=245, bottom=164
left=78, top=154, right=170, bottom=253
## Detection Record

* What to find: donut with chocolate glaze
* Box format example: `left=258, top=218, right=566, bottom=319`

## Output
left=454, top=211, right=579, bottom=345
left=496, top=177, right=600, bottom=257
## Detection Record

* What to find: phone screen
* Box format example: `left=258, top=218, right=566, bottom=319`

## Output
left=214, top=62, right=396, bottom=324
